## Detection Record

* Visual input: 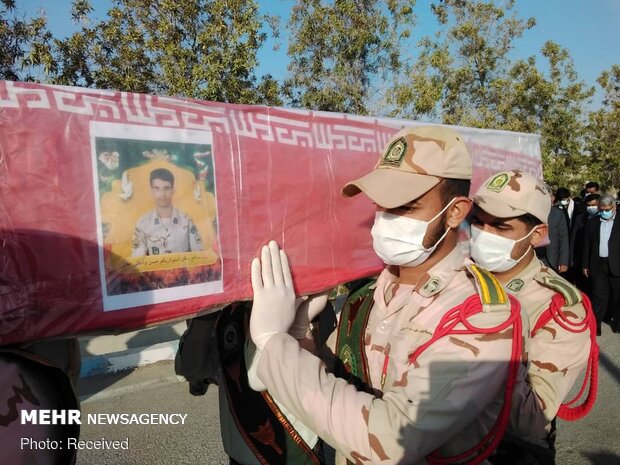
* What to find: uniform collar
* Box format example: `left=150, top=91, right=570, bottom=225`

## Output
left=376, top=243, right=467, bottom=298
left=505, top=255, right=541, bottom=294
left=153, top=207, right=179, bottom=224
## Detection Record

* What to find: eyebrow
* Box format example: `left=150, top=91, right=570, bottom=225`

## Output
left=472, top=214, right=512, bottom=228
left=402, top=200, right=421, bottom=208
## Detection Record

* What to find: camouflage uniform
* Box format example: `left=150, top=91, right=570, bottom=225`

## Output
left=250, top=127, right=530, bottom=465
left=505, top=259, right=589, bottom=446
left=256, top=243, right=528, bottom=464
left=1, top=348, right=80, bottom=465
left=131, top=207, right=203, bottom=256
left=472, top=171, right=592, bottom=463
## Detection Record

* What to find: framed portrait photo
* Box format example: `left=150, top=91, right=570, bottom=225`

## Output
left=90, top=122, right=223, bottom=311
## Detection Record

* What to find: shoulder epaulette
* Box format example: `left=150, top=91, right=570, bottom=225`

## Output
left=534, top=273, right=582, bottom=307
left=467, top=264, right=510, bottom=312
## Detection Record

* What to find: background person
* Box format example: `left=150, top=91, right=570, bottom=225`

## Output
left=537, top=189, right=570, bottom=276
left=584, top=182, right=600, bottom=196
left=582, top=194, right=620, bottom=334
left=570, top=194, right=600, bottom=293
left=554, top=188, right=572, bottom=229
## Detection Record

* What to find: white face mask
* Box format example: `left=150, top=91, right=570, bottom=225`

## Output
left=371, top=200, right=454, bottom=267
left=586, top=206, right=598, bottom=215
left=560, top=199, right=569, bottom=207
left=469, top=226, right=536, bottom=273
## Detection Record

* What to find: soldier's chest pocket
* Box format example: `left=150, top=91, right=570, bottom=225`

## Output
left=384, top=328, right=432, bottom=374
left=387, top=329, right=477, bottom=386
left=147, top=233, right=167, bottom=243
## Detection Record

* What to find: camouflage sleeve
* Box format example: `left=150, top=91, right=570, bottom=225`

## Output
left=526, top=301, right=591, bottom=422
left=188, top=219, right=204, bottom=252
left=131, top=223, right=148, bottom=257
left=257, top=326, right=514, bottom=463
left=507, top=371, right=550, bottom=447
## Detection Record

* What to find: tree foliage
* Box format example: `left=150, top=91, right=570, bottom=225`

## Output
left=285, top=0, right=416, bottom=114
left=491, top=41, right=594, bottom=190
left=33, top=0, right=282, bottom=105
left=391, top=0, right=536, bottom=125
left=0, top=0, right=52, bottom=81
left=0, top=0, right=618, bottom=190
left=390, top=0, right=596, bottom=191
left=586, top=65, right=620, bottom=191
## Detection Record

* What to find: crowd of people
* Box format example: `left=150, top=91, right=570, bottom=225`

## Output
left=537, top=181, right=620, bottom=335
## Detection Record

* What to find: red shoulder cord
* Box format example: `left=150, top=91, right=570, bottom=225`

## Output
left=408, top=294, right=522, bottom=465
left=531, top=292, right=599, bottom=421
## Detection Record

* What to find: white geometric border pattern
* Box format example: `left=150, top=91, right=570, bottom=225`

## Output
left=0, top=82, right=395, bottom=153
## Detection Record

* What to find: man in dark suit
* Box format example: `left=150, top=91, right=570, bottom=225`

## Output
left=571, top=194, right=600, bottom=292
left=582, top=194, right=620, bottom=335
left=537, top=191, right=570, bottom=275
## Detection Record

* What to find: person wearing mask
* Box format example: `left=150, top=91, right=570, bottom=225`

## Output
left=537, top=189, right=570, bottom=276
left=554, top=188, right=572, bottom=228
left=469, top=170, right=596, bottom=465
left=248, top=126, right=526, bottom=465
left=583, top=194, right=620, bottom=334
left=572, top=194, right=586, bottom=218
left=570, top=194, right=600, bottom=292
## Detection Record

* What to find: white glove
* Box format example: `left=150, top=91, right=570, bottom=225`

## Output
left=289, top=291, right=330, bottom=339
left=250, top=241, right=297, bottom=350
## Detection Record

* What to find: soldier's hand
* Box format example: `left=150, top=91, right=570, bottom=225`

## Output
left=250, top=241, right=297, bottom=350
left=289, top=291, right=331, bottom=340
left=583, top=268, right=589, bottom=278
left=558, top=265, right=568, bottom=273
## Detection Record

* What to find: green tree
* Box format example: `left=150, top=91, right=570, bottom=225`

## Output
left=391, top=0, right=535, bottom=126
left=0, top=0, right=52, bottom=81
left=391, top=1, right=594, bottom=192
left=39, top=0, right=282, bottom=105
left=494, top=42, right=594, bottom=190
left=285, top=0, right=416, bottom=114
left=586, top=65, right=620, bottom=191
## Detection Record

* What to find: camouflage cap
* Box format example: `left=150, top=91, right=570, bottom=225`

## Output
left=472, top=170, right=552, bottom=223
left=341, top=126, right=472, bottom=209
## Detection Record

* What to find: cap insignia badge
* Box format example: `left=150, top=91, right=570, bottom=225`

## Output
left=486, top=173, right=510, bottom=193
left=381, top=138, right=407, bottom=167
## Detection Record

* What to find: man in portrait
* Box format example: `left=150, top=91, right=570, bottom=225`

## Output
left=131, top=168, right=203, bottom=256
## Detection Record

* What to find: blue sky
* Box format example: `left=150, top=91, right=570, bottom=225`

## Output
left=18, top=0, right=620, bottom=108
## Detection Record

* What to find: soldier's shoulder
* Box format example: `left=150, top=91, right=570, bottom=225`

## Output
left=533, top=267, right=584, bottom=311
left=174, top=208, right=194, bottom=224
left=135, top=210, right=155, bottom=228
left=463, top=263, right=511, bottom=313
